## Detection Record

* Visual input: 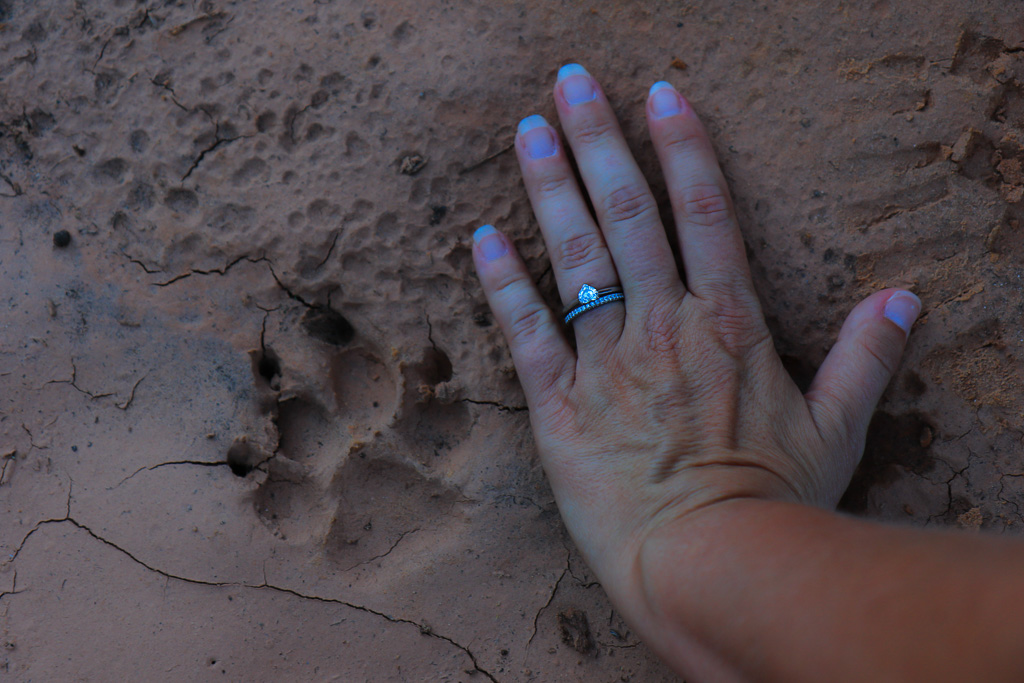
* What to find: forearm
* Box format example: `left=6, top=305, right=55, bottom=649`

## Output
left=637, top=499, right=1024, bottom=682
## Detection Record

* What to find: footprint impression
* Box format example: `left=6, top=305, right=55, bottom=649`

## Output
left=249, top=305, right=470, bottom=572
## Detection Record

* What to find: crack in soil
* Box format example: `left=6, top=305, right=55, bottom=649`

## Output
left=6, top=516, right=499, bottom=681
left=314, top=231, right=340, bottom=270
left=0, top=170, right=23, bottom=197
left=0, top=450, right=16, bottom=486
left=116, top=459, right=231, bottom=487
left=266, top=262, right=316, bottom=308
left=0, top=572, right=20, bottom=603
left=460, top=398, right=528, bottom=413
left=169, top=10, right=228, bottom=37
left=929, top=453, right=974, bottom=524
left=527, top=549, right=570, bottom=649
left=46, top=361, right=115, bottom=400
left=341, top=528, right=422, bottom=573
left=286, top=102, right=315, bottom=144
left=45, top=361, right=145, bottom=408
left=181, top=123, right=251, bottom=181
left=149, top=75, right=189, bottom=111
left=154, top=254, right=266, bottom=287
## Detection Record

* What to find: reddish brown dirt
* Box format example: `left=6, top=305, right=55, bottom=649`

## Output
left=1, top=1, right=1023, bottom=680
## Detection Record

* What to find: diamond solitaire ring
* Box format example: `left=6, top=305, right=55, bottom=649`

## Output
left=563, top=284, right=625, bottom=325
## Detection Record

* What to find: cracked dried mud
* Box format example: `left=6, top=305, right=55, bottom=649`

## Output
left=2, top=0, right=1024, bottom=680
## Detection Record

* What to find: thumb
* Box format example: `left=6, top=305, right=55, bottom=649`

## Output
left=804, top=289, right=921, bottom=483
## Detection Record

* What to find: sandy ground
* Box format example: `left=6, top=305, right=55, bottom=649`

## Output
left=1, top=0, right=1023, bottom=680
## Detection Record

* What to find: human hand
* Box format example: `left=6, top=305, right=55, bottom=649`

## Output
left=472, top=64, right=920, bottom=631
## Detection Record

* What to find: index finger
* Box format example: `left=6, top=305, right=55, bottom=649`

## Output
left=471, top=225, right=575, bottom=409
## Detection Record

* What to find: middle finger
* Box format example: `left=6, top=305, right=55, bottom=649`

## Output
left=553, top=64, right=683, bottom=310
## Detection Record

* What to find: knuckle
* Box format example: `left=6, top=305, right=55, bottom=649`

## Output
left=698, top=275, right=757, bottom=307
left=491, top=267, right=527, bottom=299
left=555, top=231, right=608, bottom=270
left=704, top=301, right=770, bottom=358
left=679, top=183, right=734, bottom=229
left=571, top=116, right=618, bottom=146
left=507, top=300, right=553, bottom=347
left=534, top=172, right=573, bottom=199
left=640, top=303, right=687, bottom=355
left=661, top=125, right=705, bottom=156
left=602, top=184, right=656, bottom=225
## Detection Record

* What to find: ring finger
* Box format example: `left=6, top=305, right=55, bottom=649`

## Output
left=515, top=113, right=625, bottom=347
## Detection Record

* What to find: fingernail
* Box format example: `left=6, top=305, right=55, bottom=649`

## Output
left=557, top=63, right=596, bottom=106
left=518, top=115, right=557, bottom=159
left=883, top=291, right=921, bottom=335
left=649, top=81, right=683, bottom=119
left=473, top=224, right=508, bottom=262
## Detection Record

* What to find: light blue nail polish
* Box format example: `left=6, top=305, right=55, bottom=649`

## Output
left=649, top=81, right=683, bottom=119
left=883, top=291, right=921, bottom=335
left=649, top=81, right=674, bottom=96
left=518, top=115, right=557, bottom=159
left=517, top=115, right=549, bottom=135
left=557, top=63, right=590, bottom=81
left=558, top=63, right=597, bottom=106
left=474, top=224, right=508, bottom=262
left=474, top=224, right=497, bottom=241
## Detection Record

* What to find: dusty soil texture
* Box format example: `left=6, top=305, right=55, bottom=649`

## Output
left=1, top=0, right=1023, bottom=680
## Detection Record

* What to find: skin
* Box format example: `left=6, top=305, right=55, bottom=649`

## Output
left=471, top=65, right=1024, bottom=682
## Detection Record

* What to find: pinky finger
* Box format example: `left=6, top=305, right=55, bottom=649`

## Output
left=473, top=225, right=575, bottom=407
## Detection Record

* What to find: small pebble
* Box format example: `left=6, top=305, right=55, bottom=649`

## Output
left=53, top=230, right=72, bottom=248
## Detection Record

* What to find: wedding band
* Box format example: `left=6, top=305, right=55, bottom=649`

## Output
left=563, top=284, right=625, bottom=325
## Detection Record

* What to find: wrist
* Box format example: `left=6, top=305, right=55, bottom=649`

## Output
left=633, top=458, right=804, bottom=552
left=632, top=496, right=806, bottom=678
